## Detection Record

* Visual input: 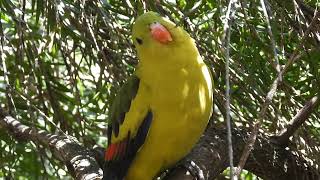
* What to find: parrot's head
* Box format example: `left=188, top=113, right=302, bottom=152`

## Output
left=132, top=11, right=195, bottom=64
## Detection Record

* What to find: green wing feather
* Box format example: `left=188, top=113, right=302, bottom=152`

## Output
left=108, top=75, right=140, bottom=137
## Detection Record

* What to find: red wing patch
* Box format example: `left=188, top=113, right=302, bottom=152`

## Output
left=105, top=139, right=128, bottom=161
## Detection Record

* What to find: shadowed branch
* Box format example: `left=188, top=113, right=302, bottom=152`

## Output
left=0, top=109, right=103, bottom=180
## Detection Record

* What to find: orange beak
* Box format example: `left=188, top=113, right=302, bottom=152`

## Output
left=150, top=22, right=172, bottom=44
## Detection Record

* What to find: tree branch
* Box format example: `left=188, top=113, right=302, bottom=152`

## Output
left=0, top=109, right=103, bottom=180
left=167, top=121, right=320, bottom=179
left=271, top=95, right=320, bottom=145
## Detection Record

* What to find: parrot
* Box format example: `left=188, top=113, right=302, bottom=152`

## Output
left=103, top=11, right=213, bottom=180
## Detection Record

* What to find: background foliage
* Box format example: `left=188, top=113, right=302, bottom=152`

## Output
left=0, top=0, right=319, bottom=179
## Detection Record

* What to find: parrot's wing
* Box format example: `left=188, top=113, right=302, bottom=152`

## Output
left=103, top=75, right=152, bottom=180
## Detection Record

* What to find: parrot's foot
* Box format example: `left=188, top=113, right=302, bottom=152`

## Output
left=180, top=160, right=205, bottom=180
left=161, top=161, right=204, bottom=180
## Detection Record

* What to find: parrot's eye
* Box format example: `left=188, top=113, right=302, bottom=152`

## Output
left=136, top=38, right=143, bottom=45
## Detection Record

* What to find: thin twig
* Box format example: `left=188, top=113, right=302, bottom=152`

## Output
left=260, top=0, right=281, bottom=76
left=14, top=90, right=76, bottom=139
left=0, top=19, right=18, bottom=116
left=222, top=0, right=239, bottom=179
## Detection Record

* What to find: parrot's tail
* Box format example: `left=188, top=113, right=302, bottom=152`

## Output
left=103, top=161, right=126, bottom=180
left=103, top=142, right=136, bottom=180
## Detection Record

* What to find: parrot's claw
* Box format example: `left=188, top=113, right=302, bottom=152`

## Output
left=161, top=161, right=205, bottom=180
left=182, top=160, right=205, bottom=180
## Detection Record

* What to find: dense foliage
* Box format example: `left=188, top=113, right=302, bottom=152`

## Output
left=0, top=0, right=319, bottom=179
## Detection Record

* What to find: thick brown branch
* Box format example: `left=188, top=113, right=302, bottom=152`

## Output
left=0, top=110, right=103, bottom=180
left=166, top=121, right=320, bottom=180
left=271, top=95, right=320, bottom=145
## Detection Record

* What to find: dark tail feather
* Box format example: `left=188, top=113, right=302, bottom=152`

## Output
left=103, top=162, right=122, bottom=180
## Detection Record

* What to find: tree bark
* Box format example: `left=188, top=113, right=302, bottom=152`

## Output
left=0, top=110, right=103, bottom=179
left=174, top=121, right=320, bottom=180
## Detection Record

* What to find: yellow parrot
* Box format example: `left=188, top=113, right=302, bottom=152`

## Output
left=103, top=11, right=213, bottom=180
